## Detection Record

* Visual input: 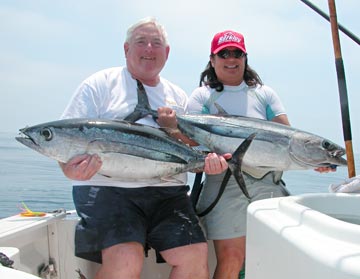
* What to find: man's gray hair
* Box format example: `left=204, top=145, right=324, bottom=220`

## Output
left=125, top=17, right=169, bottom=46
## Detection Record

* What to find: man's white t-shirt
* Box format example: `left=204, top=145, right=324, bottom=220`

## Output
left=61, top=66, right=188, bottom=188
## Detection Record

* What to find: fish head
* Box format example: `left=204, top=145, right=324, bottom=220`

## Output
left=289, top=132, right=347, bottom=168
left=15, top=120, right=88, bottom=163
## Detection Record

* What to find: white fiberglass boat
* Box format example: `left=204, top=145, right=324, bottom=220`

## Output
left=1, top=193, right=359, bottom=279
left=246, top=193, right=360, bottom=279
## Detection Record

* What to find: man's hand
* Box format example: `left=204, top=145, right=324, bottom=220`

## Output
left=157, top=107, right=198, bottom=146
left=59, top=154, right=102, bottom=180
left=157, top=107, right=178, bottom=129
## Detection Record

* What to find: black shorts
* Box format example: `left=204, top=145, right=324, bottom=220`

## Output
left=72, top=185, right=206, bottom=263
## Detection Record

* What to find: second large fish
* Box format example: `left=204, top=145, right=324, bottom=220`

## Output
left=176, top=114, right=347, bottom=178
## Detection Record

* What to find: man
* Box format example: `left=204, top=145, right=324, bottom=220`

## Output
left=59, top=17, right=228, bottom=279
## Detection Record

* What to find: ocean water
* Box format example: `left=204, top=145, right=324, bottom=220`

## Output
left=0, top=132, right=358, bottom=219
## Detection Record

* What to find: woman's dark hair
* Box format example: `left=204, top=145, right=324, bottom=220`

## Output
left=199, top=55, right=263, bottom=91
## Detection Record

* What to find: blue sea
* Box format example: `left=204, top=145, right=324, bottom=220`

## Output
left=0, top=132, right=359, bottom=219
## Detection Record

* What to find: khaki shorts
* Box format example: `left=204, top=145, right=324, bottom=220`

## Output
left=196, top=172, right=289, bottom=240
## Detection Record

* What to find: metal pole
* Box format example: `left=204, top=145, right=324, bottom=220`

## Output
left=327, top=0, right=356, bottom=177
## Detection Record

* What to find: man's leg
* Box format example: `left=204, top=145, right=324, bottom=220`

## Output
left=161, top=242, right=209, bottom=279
left=95, top=242, right=144, bottom=279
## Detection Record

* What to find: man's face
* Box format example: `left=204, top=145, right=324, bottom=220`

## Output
left=124, top=23, right=169, bottom=84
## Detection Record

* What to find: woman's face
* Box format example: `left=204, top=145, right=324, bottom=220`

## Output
left=210, top=47, right=246, bottom=86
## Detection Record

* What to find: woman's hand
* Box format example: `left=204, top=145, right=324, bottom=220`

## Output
left=204, top=153, right=232, bottom=175
left=314, top=166, right=337, bottom=173
left=59, top=154, right=102, bottom=180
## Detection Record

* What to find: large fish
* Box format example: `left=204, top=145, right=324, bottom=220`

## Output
left=15, top=118, right=253, bottom=197
left=123, top=97, right=347, bottom=177
left=175, top=114, right=347, bottom=178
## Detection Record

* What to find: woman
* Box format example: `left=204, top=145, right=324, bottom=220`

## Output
left=188, top=30, right=334, bottom=279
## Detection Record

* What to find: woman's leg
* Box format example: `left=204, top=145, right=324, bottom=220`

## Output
left=213, top=237, right=246, bottom=279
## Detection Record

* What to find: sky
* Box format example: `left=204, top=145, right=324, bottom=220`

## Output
left=1, top=0, right=359, bottom=159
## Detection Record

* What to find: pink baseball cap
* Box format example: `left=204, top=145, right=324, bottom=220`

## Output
left=211, top=30, right=247, bottom=54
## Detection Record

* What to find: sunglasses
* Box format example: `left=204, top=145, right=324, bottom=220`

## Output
left=216, top=49, right=246, bottom=59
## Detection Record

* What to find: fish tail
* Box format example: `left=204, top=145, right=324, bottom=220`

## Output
left=227, top=133, right=257, bottom=201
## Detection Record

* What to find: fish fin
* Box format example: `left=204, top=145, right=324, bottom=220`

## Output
left=232, top=169, right=250, bottom=200
left=228, top=133, right=257, bottom=201
left=214, top=102, right=228, bottom=115
left=123, top=79, right=158, bottom=122
left=123, top=111, right=143, bottom=122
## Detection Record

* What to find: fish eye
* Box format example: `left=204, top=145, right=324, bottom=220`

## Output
left=40, top=128, right=53, bottom=141
left=322, top=140, right=332, bottom=149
